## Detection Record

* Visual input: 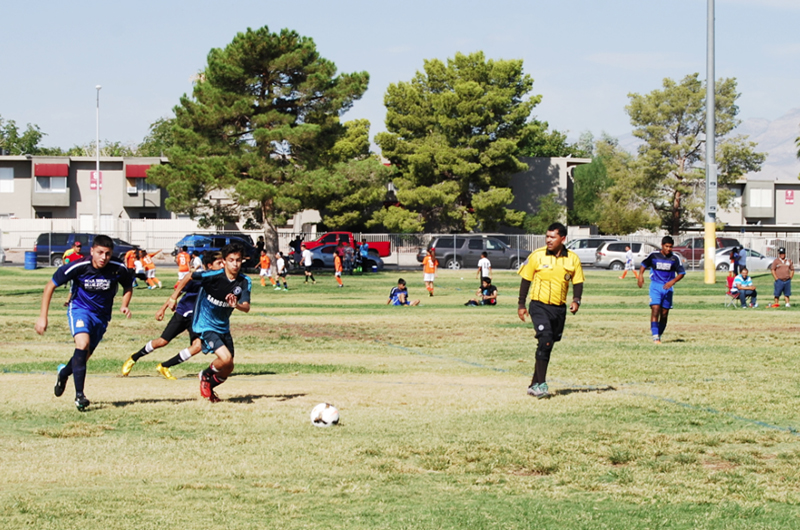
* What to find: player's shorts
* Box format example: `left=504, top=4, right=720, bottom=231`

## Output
left=303, top=265, right=313, bottom=273
left=624, top=260, right=635, bottom=271
left=335, top=271, right=342, bottom=277
left=649, top=282, right=674, bottom=309
left=68, top=307, right=109, bottom=351
left=527, top=300, right=566, bottom=343
left=278, top=270, right=287, bottom=278
left=198, top=330, right=235, bottom=356
left=160, top=312, right=198, bottom=344
left=774, top=279, right=792, bottom=298
left=146, top=269, right=156, bottom=279
left=423, top=273, right=436, bottom=282
left=178, top=271, right=190, bottom=281
left=390, top=297, right=409, bottom=306
left=259, top=268, right=270, bottom=277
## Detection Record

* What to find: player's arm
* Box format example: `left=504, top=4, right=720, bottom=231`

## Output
left=226, top=281, right=251, bottom=313
left=570, top=282, right=583, bottom=314
left=637, top=257, right=650, bottom=288
left=35, top=280, right=58, bottom=335
left=517, top=278, right=531, bottom=321
left=167, top=271, right=197, bottom=310
left=120, top=288, right=133, bottom=319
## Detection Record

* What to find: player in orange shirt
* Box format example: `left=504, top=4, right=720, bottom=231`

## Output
left=141, top=249, right=163, bottom=289
left=124, top=248, right=138, bottom=288
left=259, top=249, right=275, bottom=287
left=422, top=248, right=438, bottom=296
left=176, top=245, right=191, bottom=281
left=334, top=246, right=344, bottom=287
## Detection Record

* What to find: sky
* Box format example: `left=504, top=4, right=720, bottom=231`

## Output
left=2, top=0, right=798, bottom=152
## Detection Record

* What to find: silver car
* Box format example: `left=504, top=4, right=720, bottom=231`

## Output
left=565, top=237, right=620, bottom=265
left=702, top=247, right=775, bottom=272
left=594, top=241, right=660, bottom=270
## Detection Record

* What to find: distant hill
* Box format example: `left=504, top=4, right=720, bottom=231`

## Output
left=615, top=108, right=800, bottom=182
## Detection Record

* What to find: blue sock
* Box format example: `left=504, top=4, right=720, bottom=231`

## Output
left=650, top=321, right=659, bottom=337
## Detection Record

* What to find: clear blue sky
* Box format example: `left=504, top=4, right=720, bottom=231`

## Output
left=2, top=0, right=798, bottom=151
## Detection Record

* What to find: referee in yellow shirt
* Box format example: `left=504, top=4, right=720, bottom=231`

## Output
left=517, top=222, right=584, bottom=399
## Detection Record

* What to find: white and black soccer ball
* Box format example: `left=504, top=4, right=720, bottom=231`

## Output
left=310, top=402, right=339, bottom=427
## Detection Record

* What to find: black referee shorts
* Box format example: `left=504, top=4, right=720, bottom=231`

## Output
left=528, top=300, right=567, bottom=358
left=160, top=313, right=197, bottom=344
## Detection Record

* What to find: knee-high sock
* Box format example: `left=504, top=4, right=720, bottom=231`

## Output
left=71, top=348, right=89, bottom=395
left=651, top=321, right=660, bottom=337
left=162, top=348, right=192, bottom=368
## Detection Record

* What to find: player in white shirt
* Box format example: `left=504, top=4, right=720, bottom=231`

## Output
left=476, top=252, right=492, bottom=283
left=301, top=244, right=316, bottom=284
left=275, top=251, right=288, bottom=291
left=619, top=245, right=639, bottom=280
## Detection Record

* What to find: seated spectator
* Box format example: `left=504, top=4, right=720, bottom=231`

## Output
left=733, top=267, right=758, bottom=308
left=387, top=278, right=420, bottom=306
left=465, top=277, right=498, bottom=306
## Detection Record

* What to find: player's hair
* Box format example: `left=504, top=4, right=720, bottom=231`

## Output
left=547, top=222, right=567, bottom=237
left=93, top=234, right=114, bottom=250
left=182, top=245, right=188, bottom=252
left=203, top=251, right=222, bottom=267
left=481, top=251, right=488, bottom=257
left=221, top=242, right=244, bottom=258
left=191, top=250, right=200, bottom=256
left=397, top=278, right=406, bottom=286
left=481, top=276, right=491, bottom=284
left=662, top=235, right=675, bottom=246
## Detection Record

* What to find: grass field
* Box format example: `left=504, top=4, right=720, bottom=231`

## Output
left=1, top=265, right=800, bottom=529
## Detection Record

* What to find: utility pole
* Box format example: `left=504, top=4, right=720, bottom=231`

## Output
left=95, top=85, right=102, bottom=233
left=704, top=0, right=717, bottom=284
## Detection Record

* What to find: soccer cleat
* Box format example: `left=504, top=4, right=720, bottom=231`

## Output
left=653, top=336, right=661, bottom=344
left=156, top=363, right=177, bottom=380
left=274, top=286, right=282, bottom=290
left=157, top=280, right=162, bottom=288
left=538, top=382, right=550, bottom=399
left=75, top=394, right=90, bottom=411
left=429, top=291, right=434, bottom=297
left=199, top=373, right=212, bottom=399
left=54, top=364, right=68, bottom=397
left=787, top=303, right=791, bottom=308
left=121, top=357, right=136, bottom=376
left=526, top=383, right=540, bottom=397
left=769, top=303, right=780, bottom=308
left=283, top=287, right=288, bottom=291
left=208, top=391, right=221, bottom=403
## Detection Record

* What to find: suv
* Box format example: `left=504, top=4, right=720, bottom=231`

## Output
left=672, top=237, right=741, bottom=262
left=565, top=237, right=620, bottom=265
left=34, top=233, right=138, bottom=267
left=173, top=234, right=258, bottom=269
left=594, top=241, right=661, bottom=270
left=417, top=235, right=525, bottom=270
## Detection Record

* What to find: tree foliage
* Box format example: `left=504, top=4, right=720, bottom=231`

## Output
left=65, top=141, right=137, bottom=157
left=0, top=115, right=60, bottom=155
left=375, top=51, right=539, bottom=232
left=627, top=74, right=765, bottom=234
left=146, top=26, right=369, bottom=250
left=523, top=193, right=566, bottom=234
left=517, top=122, right=590, bottom=158
left=138, top=118, right=176, bottom=157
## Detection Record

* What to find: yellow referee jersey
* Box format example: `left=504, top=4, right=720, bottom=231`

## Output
left=517, top=246, right=584, bottom=306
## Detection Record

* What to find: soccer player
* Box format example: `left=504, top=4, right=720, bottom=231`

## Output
left=422, top=248, right=438, bottom=296
left=35, top=235, right=133, bottom=411
left=618, top=245, right=639, bottom=280
left=517, top=222, right=583, bottom=399
left=334, top=246, right=344, bottom=287
left=258, top=249, right=275, bottom=287
left=476, top=251, right=492, bottom=282
left=176, top=245, right=191, bottom=281
left=124, top=248, right=138, bottom=287
left=301, top=244, right=316, bottom=284
left=141, top=249, right=163, bottom=289
left=275, top=251, right=288, bottom=291
left=387, top=278, right=420, bottom=306
left=169, top=242, right=251, bottom=402
left=121, top=252, right=224, bottom=379
left=638, top=235, right=685, bottom=344
left=190, top=250, right=203, bottom=271
left=465, top=277, right=498, bottom=306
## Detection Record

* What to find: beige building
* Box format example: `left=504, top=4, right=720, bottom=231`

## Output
left=718, top=174, right=800, bottom=229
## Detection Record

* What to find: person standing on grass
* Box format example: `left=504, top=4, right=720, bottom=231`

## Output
left=301, top=244, right=316, bottom=284
left=638, top=235, right=685, bottom=344
left=258, top=249, right=275, bottom=288
left=141, top=249, right=163, bottom=289
left=62, top=241, right=85, bottom=306
left=619, top=245, right=639, bottom=280
left=476, top=252, right=492, bottom=283
left=275, top=251, right=288, bottom=291
left=176, top=245, right=191, bottom=282
left=121, top=252, right=224, bottom=380
left=334, top=246, right=344, bottom=288
left=517, top=222, right=583, bottom=399
left=191, top=250, right=203, bottom=271
left=169, top=242, right=251, bottom=402
left=35, top=235, right=133, bottom=411
left=769, top=247, right=793, bottom=308
left=422, top=248, right=438, bottom=296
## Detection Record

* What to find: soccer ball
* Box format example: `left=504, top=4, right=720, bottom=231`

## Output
left=310, top=402, right=339, bottom=427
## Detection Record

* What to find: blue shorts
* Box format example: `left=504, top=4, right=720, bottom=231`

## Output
left=199, top=330, right=235, bottom=355
left=774, top=279, right=792, bottom=298
left=649, top=282, right=674, bottom=309
left=68, top=307, right=108, bottom=351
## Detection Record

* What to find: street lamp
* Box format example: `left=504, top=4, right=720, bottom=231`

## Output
left=95, top=85, right=101, bottom=232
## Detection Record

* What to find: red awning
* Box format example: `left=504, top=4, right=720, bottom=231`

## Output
left=125, top=165, right=152, bottom=178
left=34, top=164, right=69, bottom=177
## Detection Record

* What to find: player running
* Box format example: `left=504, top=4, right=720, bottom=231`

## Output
left=169, top=242, right=251, bottom=402
left=121, top=252, right=224, bottom=379
left=175, top=245, right=191, bottom=281
left=35, top=235, right=133, bottom=411
left=422, top=248, right=438, bottom=296
left=638, top=236, right=686, bottom=344
left=259, top=249, right=276, bottom=287
left=275, top=251, right=288, bottom=291
left=334, top=246, right=344, bottom=288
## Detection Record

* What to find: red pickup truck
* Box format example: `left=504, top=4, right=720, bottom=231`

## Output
left=672, top=237, right=741, bottom=262
left=303, top=232, right=392, bottom=257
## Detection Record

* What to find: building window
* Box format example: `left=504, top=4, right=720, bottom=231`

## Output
left=749, top=188, right=772, bottom=208
left=128, top=178, right=158, bottom=193
left=35, top=176, right=67, bottom=193
left=0, top=168, right=13, bottom=193
left=36, top=211, right=53, bottom=219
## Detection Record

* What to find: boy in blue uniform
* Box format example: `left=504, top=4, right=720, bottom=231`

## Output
left=35, top=235, right=133, bottom=410
left=638, top=236, right=685, bottom=344
left=387, top=278, right=420, bottom=306
left=168, top=242, right=251, bottom=402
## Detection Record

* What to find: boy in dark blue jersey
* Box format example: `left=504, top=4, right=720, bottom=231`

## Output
left=638, top=236, right=686, bottom=344
left=168, top=242, right=251, bottom=402
left=35, top=235, right=133, bottom=411
left=121, top=252, right=224, bottom=379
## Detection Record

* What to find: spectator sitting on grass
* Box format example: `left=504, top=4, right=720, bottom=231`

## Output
left=465, top=277, right=498, bottom=306
left=387, top=278, right=420, bottom=306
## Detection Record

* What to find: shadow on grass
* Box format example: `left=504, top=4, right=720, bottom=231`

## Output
left=553, top=385, right=616, bottom=397
left=99, top=392, right=306, bottom=407
left=227, top=393, right=306, bottom=404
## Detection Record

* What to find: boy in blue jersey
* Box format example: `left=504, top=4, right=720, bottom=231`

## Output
left=121, top=252, right=224, bottom=379
left=35, top=235, right=133, bottom=411
left=387, top=278, right=420, bottom=306
left=638, top=236, right=685, bottom=344
left=168, top=242, right=251, bottom=402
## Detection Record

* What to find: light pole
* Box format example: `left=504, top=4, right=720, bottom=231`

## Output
left=95, top=85, right=102, bottom=232
left=703, top=0, right=717, bottom=284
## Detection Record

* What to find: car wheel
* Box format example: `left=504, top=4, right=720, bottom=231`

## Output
left=610, top=261, right=624, bottom=271
left=445, top=258, right=462, bottom=270
left=51, top=255, right=63, bottom=267
left=510, top=258, right=522, bottom=269
left=716, top=263, right=729, bottom=271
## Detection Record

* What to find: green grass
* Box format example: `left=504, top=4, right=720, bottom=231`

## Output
left=1, top=266, right=800, bottom=529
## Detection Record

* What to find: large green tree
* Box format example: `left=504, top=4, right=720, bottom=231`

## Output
left=375, top=51, right=539, bottom=232
left=146, top=26, right=369, bottom=251
left=0, top=115, right=61, bottom=155
left=627, top=74, right=765, bottom=234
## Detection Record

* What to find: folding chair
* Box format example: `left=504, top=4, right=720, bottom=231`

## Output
left=724, top=275, right=740, bottom=308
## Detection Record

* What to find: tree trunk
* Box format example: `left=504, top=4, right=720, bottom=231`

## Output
left=671, top=191, right=682, bottom=235
left=262, top=201, right=280, bottom=256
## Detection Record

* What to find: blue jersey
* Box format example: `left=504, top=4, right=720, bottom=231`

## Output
left=641, top=251, right=685, bottom=285
left=389, top=286, right=409, bottom=306
left=191, top=269, right=251, bottom=334
left=52, top=257, right=133, bottom=322
left=176, top=280, right=201, bottom=318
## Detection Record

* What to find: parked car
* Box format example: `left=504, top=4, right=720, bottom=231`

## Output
left=594, top=241, right=662, bottom=270
left=302, top=232, right=392, bottom=258
left=672, top=237, right=741, bottom=262
left=172, top=234, right=258, bottom=269
left=33, top=233, right=138, bottom=267
left=308, top=243, right=384, bottom=271
left=702, top=247, right=775, bottom=272
left=416, top=235, right=525, bottom=270
left=564, top=237, right=620, bottom=265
